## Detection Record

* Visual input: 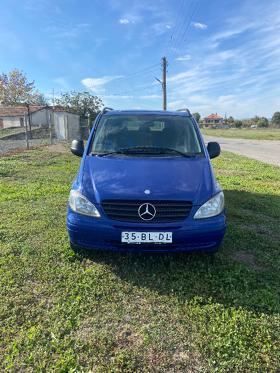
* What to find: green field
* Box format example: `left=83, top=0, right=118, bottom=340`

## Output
left=202, top=128, right=280, bottom=140
left=0, top=145, right=279, bottom=372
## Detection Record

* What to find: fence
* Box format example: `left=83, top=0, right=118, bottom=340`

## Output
left=0, top=112, right=88, bottom=155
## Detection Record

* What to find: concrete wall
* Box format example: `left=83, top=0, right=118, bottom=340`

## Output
left=53, top=112, right=66, bottom=139
left=30, top=109, right=50, bottom=127
left=2, top=116, right=23, bottom=128
left=53, top=111, right=80, bottom=140
left=1, top=109, right=80, bottom=140
left=64, top=112, right=80, bottom=140
left=1, top=110, right=48, bottom=129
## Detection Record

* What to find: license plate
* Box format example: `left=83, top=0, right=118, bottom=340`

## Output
left=121, top=232, right=172, bottom=244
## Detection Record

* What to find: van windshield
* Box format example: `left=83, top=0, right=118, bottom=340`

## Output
left=91, top=115, right=203, bottom=156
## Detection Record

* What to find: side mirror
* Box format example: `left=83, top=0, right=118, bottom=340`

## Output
left=207, top=142, right=220, bottom=159
left=71, top=139, right=84, bottom=157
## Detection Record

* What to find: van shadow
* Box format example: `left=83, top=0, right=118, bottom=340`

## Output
left=75, top=190, right=280, bottom=315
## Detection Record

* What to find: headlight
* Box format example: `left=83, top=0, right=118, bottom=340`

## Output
left=194, top=191, right=224, bottom=219
left=69, top=190, right=100, bottom=217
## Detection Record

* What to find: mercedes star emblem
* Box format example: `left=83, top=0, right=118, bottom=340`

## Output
left=138, top=203, right=156, bottom=221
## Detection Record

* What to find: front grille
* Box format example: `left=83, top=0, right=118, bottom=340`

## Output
left=101, top=200, right=193, bottom=223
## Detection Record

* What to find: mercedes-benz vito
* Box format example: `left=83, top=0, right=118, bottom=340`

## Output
left=67, top=108, right=226, bottom=252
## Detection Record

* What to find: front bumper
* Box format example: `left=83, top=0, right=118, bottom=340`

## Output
left=67, top=208, right=226, bottom=253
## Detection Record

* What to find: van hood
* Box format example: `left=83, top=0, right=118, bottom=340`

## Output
left=81, top=155, right=214, bottom=205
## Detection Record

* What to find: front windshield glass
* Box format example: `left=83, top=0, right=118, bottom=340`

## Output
left=91, top=115, right=203, bottom=155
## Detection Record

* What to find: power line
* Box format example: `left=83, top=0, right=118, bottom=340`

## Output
left=114, top=67, right=159, bottom=85
left=102, top=63, right=160, bottom=96
left=174, top=0, right=200, bottom=51
left=106, top=83, right=160, bottom=97
left=165, top=0, right=194, bottom=57
left=166, top=0, right=201, bottom=61
left=47, top=81, right=159, bottom=100
left=118, top=63, right=159, bottom=80
left=48, top=61, right=161, bottom=100
left=166, top=0, right=191, bottom=56
left=164, top=0, right=186, bottom=55
left=171, top=0, right=196, bottom=51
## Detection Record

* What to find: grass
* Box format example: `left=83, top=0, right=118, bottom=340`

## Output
left=202, top=128, right=280, bottom=140
left=0, top=145, right=280, bottom=372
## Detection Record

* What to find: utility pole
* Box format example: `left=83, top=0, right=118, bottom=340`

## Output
left=155, top=57, right=168, bottom=110
left=162, top=57, right=167, bottom=111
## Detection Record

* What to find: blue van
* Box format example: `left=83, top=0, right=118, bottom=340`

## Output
left=67, top=108, right=226, bottom=253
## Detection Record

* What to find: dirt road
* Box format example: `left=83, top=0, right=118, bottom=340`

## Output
left=204, top=136, right=280, bottom=167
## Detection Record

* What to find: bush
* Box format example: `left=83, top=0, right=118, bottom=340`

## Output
left=234, top=120, right=243, bottom=128
left=272, top=112, right=280, bottom=128
left=257, top=117, right=269, bottom=128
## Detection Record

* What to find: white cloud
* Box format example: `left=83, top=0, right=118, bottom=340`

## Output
left=191, top=22, right=207, bottom=30
left=149, top=22, right=173, bottom=37
left=79, top=0, right=280, bottom=116
left=119, top=18, right=130, bottom=24
left=168, top=69, right=198, bottom=83
left=168, top=100, right=185, bottom=110
left=176, top=54, right=191, bottom=61
left=210, top=24, right=254, bottom=45
left=81, top=76, right=123, bottom=93
left=118, top=14, right=142, bottom=25
left=165, top=1, right=280, bottom=118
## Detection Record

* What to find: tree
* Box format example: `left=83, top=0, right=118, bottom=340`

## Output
left=251, top=116, right=260, bottom=125
left=192, top=112, right=201, bottom=122
left=272, top=112, right=280, bottom=128
left=242, top=119, right=255, bottom=127
left=256, top=117, right=269, bottom=128
left=0, top=69, right=44, bottom=105
left=55, top=91, right=103, bottom=119
left=35, top=93, right=47, bottom=105
left=228, top=116, right=235, bottom=124
left=234, top=120, right=243, bottom=128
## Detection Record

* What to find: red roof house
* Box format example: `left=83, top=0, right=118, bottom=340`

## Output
left=204, top=113, right=224, bottom=126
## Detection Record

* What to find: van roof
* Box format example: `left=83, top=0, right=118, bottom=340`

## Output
left=102, top=109, right=191, bottom=117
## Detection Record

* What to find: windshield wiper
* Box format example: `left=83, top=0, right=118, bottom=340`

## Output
left=91, top=148, right=135, bottom=157
left=143, top=147, right=196, bottom=157
left=92, top=146, right=199, bottom=157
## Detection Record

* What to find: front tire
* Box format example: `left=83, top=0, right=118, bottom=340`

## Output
left=205, top=244, right=221, bottom=254
left=70, top=242, right=81, bottom=253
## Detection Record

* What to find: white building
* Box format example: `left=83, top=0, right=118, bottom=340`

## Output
left=0, top=105, right=80, bottom=140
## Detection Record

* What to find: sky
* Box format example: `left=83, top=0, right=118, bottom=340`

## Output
left=1, top=0, right=280, bottom=118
